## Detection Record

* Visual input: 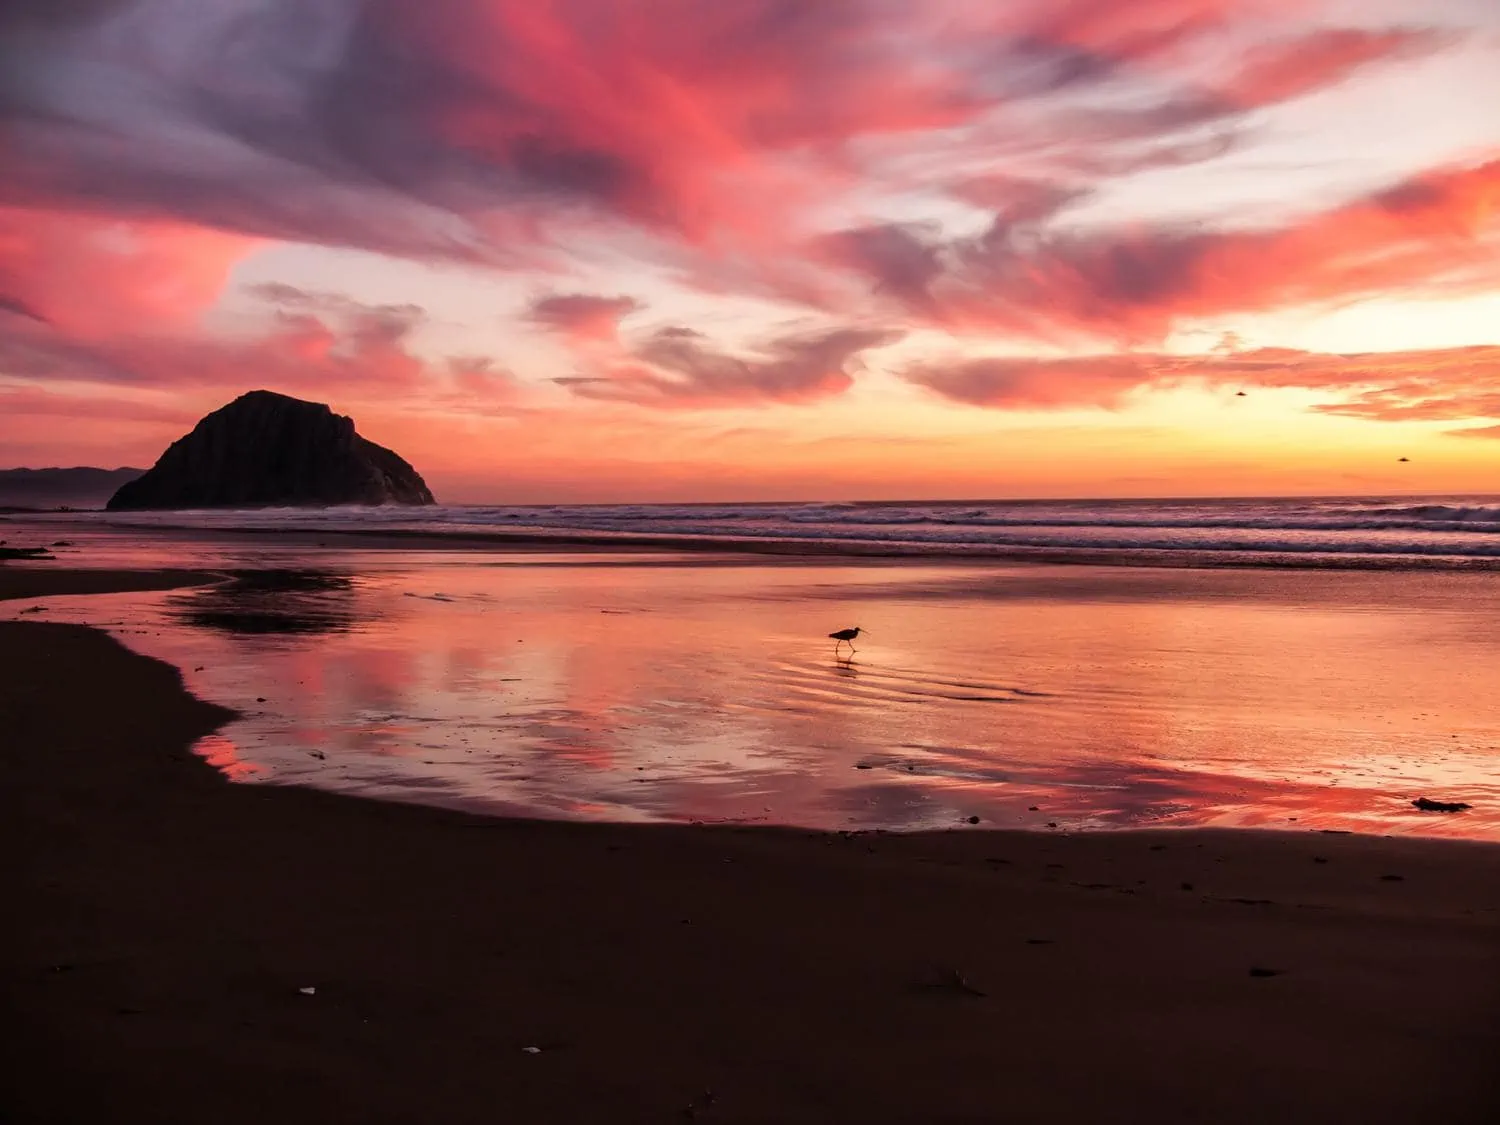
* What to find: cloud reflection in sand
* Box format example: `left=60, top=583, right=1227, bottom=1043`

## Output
left=12, top=553, right=1500, bottom=839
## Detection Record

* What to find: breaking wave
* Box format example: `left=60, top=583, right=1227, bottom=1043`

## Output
left=75, top=494, right=1500, bottom=568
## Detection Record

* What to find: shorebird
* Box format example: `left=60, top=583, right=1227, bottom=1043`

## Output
left=829, top=626, right=863, bottom=655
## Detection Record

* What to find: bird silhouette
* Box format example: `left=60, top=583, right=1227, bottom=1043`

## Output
left=828, top=626, right=863, bottom=655
left=1398, top=456, right=1410, bottom=462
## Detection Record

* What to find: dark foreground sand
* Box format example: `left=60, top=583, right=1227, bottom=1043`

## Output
left=3, top=568, right=1498, bottom=1124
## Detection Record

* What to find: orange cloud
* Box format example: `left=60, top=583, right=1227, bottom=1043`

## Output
left=1, top=0, right=1495, bottom=493
left=905, top=343, right=1500, bottom=419
left=905, top=355, right=1151, bottom=408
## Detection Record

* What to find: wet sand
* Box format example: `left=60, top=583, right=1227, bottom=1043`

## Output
left=4, top=567, right=1499, bottom=1124
left=13, top=547, right=1500, bottom=837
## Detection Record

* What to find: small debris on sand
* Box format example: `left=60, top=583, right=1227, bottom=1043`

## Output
left=919, top=966, right=987, bottom=998
left=1248, top=967, right=1284, bottom=978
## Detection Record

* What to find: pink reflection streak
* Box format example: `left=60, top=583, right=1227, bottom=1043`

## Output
left=193, top=733, right=263, bottom=781
left=103, top=555, right=1500, bottom=841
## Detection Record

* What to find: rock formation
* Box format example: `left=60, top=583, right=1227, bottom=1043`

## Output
left=107, top=391, right=435, bottom=510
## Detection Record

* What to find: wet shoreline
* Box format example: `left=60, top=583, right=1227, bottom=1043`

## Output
left=3, top=565, right=1498, bottom=1122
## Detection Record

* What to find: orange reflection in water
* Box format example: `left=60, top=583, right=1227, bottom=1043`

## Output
left=55, top=556, right=1500, bottom=840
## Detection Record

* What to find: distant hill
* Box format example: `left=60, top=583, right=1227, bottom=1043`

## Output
left=0, top=467, right=145, bottom=509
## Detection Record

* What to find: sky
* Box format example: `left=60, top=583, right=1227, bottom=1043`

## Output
left=1, top=0, right=1498, bottom=503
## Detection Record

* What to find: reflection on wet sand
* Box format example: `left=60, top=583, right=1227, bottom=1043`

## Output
left=9, top=553, right=1499, bottom=839
left=168, top=570, right=361, bottom=635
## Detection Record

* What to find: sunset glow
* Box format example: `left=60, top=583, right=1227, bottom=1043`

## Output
left=2, top=0, right=1498, bottom=500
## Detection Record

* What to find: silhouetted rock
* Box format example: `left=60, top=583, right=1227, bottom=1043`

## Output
left=107, top=391, right=434, bottom=510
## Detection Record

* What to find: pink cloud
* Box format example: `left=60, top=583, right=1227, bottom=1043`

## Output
left=1217, top=27, right=1449, bottom=107
left=905, top=343, right=1500, bottom=419
left=0, top=207, right=256, bottom=339
left=0, top=0, right=1456, bottom=263
left=566, top=324, right=902, bottom=408
left=0, top=0, right=1493, bottom=467
left=528, top=293, right=644, bottom=344
left=0, top=282, right=511, bottom=412
left=445, top=356, right=519, bottom=401
left=832, top=157, right=1500, bottom=342
left=0, top=385, right=197, bottom=425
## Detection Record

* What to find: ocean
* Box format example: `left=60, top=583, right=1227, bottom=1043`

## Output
left=31, top=493, right=1500, bottom=568
left=4, top=501, right=1497, bottom=839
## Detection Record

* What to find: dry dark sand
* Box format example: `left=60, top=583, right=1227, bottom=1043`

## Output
left=3, top=567, right=1499, bottom=1124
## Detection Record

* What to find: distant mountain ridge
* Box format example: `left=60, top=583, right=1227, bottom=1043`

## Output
left=0, top=467, right=145, bottom=508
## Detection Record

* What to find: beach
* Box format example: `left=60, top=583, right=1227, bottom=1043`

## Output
left=4, top=561, right=1499, bottom=1124
left=9, top=0, right=1500, bottom=1114
left=5, top=516, right=1500, bottom=839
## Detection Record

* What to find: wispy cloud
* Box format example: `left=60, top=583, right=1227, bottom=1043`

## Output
left=0, top=0, right=1496, bottom=488
left=567, top=324, right=903, bottom=407
left=827, top=158, right=1500, bottom=341
left=906, top=343, right=1500, bottom=419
